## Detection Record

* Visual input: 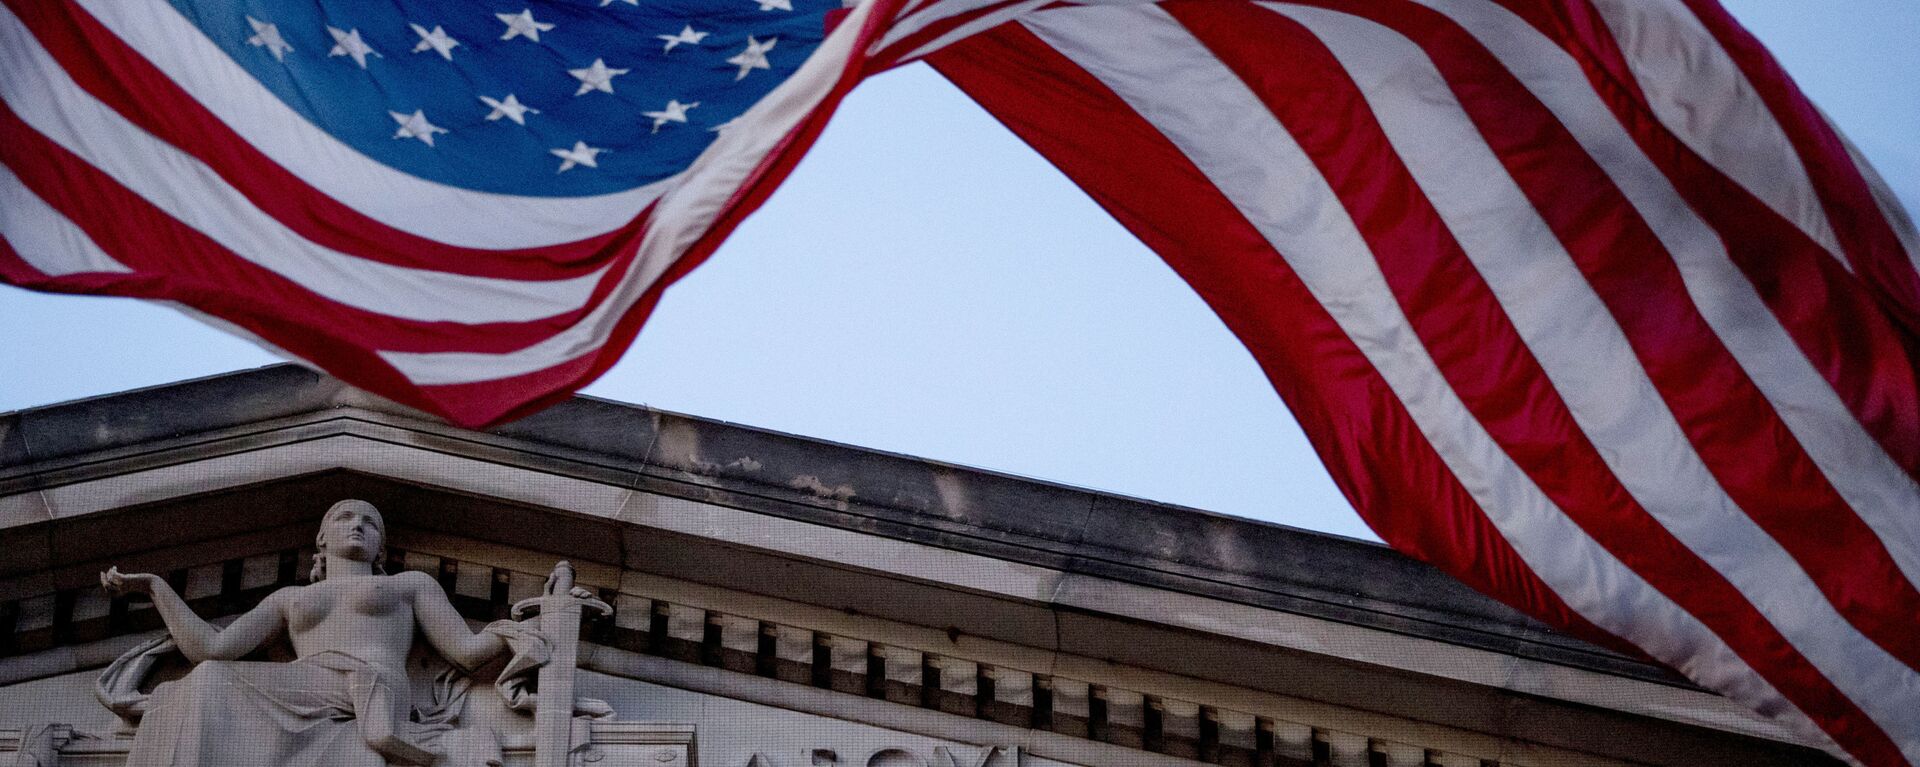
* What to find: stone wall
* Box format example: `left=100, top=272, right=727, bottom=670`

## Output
left=3, top=529, right=1630, bottom=767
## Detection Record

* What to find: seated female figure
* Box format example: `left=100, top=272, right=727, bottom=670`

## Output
left=100, top=499, right=582, bottom=767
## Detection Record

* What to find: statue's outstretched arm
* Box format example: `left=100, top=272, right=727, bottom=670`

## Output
left=100, top=566, right=286, bottom=663
left=404, top=570, right=509, bottom=671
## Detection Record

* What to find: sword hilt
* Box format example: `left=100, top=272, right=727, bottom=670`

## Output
left=512, top=561, right=613, bottom=619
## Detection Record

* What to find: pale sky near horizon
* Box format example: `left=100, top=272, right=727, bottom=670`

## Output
left=2, top=2, right=1916, bottom=543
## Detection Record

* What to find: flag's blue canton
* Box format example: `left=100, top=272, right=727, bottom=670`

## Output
left=172, top=0, right=840, bottom=197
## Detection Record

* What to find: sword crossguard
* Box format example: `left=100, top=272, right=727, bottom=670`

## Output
left=512, top=594, right=613, bottom=620
left=511, top=560, right=614, bottom=619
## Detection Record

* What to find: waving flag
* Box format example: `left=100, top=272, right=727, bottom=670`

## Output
left=0, top=0, right=905, bottom=425
left=3, top=0, right=1918, bottom=764
left=928, top=2, right=1920, bottom=764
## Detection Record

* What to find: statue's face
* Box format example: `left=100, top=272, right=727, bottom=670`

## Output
left=319, top=500, right=385, bottom=563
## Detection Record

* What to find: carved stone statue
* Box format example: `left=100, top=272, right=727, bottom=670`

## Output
left=95, top=499, right=605, bottom=767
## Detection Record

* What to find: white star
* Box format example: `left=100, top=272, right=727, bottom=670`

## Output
left=657, top=25, right=709, bottom=53
left=245, top=17, right=293, bottom=62
left=569, top=58, right=629, bottom=96
left=726, top=36, right=776, bottom=80
left=755, top=0, right=794, bottom=11
left=389, top=110, right=448, bottom=146
left=642, top=99, right=699, bottom=133
left=409, top=24, right=460, bottom=60
left=550, top=141, right=605, bottom=173
left=479, top=94, right=539, bottom=125
left=326, top=27, right=381, bottom=69
left=496, top=10, right=555, bottom=42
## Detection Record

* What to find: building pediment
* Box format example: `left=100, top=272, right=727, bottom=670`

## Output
left=1, top=367, right=1836, bottom=766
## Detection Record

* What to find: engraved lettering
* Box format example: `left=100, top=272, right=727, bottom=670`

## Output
left=865, top=747, right=929, bottom=767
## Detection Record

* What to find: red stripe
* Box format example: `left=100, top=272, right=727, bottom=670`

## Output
left=1161, top=4, right=1900, bottom=762
left=0, top=240, right=152, bottom=294
left=1484, top=0, right=1649, bottom=107
left=1378, top=0, right=1920, bottom=671
left=0, top=233, right=452, bottom=418
left=1323, top=0, right=1920, bottom=692
left=4, top=0, right=908, bottom=428
left=7, top=0, right=637, bottom=281
left=1530, top=0, right=1920, bottom=481
left=1677, top=0, right=1920, bottom=335
left=0, top=103, right=649, bottom=355
left=929, top=18, right=1635, bottom=661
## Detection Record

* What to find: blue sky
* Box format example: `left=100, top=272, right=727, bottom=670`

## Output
left=3, top=1, right=1915, bottom=542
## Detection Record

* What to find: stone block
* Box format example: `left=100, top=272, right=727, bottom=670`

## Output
left=770, top=623, right=814, bottom=685
left=613, top=594, right=654, bottom=631
left=399, top=551, right=440, bottom=577
left=240, top=554, right=280, bottom=591
left=1213, top=709, right=1258, bottom=767
left=1325, top=730, right=1370, bottom=767
left=1100, top=687, right=1145, bottom=748
left=714, top=612, right=760, bottom=674
left=182, top=563, right=223, bottom=601
left=1215, top=709, right=1257, bottom=749
left=1045, top=677, right=1090, bottom=738
left=453, top=560, right=493, bottom=600
left=507, top=570, right=544, bottom=606
left=983, top=666, right=1032, bottom=726
left=1270, top=721, right=1315, bottom=764
left=1156, top=698, right=1202, bottom=759
left=14, top=593, right=54, bottom=632
left=68, top=589, right=110, bottom=622
left=824, top=635, right=869, bottom=695
left=928, top=656, right=977, bottom=716
left=873, top=644, right=924, bottom=706
left=663, top=603, right=706, bottom=664
left=1376, top=741, right=1425, bottom=767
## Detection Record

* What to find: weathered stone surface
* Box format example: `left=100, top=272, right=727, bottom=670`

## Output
left=0, top=414, right=28, bottom=471
left=4, top=365, right=342, bottom=471
left=0, top=365, right=1615, bottom=684
left=489, top=395, right=662, bottom=476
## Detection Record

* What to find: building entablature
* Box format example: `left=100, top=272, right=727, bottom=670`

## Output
left=0, top=366, right=1834, bottom=766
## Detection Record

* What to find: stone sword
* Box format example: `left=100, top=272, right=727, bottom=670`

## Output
left=514, top=561, right=612, bottom=767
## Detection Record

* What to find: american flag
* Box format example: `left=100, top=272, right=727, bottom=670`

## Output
left=0, top=0, right=901, bottom=424
left=4, top=0, right=1918, bottom=764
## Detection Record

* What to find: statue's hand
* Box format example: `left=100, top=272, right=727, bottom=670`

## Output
left=99, top=566, right=160, bottom=597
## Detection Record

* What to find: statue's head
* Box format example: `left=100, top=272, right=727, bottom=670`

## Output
left=310, top=499, right=388, bottom=581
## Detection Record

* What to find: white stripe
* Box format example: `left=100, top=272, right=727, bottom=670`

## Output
left=1419, top=0, right=1920, bottom=673
left=1826, top=112, right=1920, bottom=276
left=76, top=0, right=670, bottom=250
left=873, top=0, right=1014, bottom=55
left=0, top=165, right=133, bottom=277
left=1272, top=5, right=1920, bottom=755
left=897, top=0, right=947, bottom=23
left=1584, top=0, right=1846, bottom=269
left=892, top=0, right=1053, bottom=63
left=377, top=0, right=885, bottom=385
left=0, top=5, right=610, bottom=326
left=1016, top=3, right=1838, bottom=753
left=165, top=302, right=305, bottom=365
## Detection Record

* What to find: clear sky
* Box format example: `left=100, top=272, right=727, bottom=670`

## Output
left=2, top=2, right=1915, bottom=542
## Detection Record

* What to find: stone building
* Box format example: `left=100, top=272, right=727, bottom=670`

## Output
left=0, top=366, right=1835, bottom=766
